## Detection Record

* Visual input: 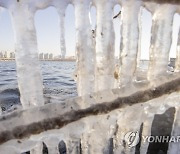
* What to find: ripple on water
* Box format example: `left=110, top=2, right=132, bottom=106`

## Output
left=0, top=61, right=77, bottom=112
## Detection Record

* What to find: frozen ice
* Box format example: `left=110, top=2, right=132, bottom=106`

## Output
left=74, top=0, right=95, bottom=96
left=137, top=7, right=143, bottom=68
left=119, top=0, right=141, bottom=86
left=148, top=4, right=176, bottom=80
left=55, top=1, right=69, bottom=59
left=0, top=0, right=179, bottom=153
left=9, top=3, right=44, bottom=108
left=95, top=0, right=115, bottom=91
left=175, top=29, right=180, bottom=72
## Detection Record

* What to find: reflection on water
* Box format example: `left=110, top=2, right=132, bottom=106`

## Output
left=0, top=61, right=77, bottom=111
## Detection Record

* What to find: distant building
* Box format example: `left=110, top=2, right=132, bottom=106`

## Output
left=54, top=55, right=61, bottom=60
left=49, top=53, right=53, bottom=59
left=44, top=53, right=49, bottom=60
left=0, top=52, right=3, bottom=58
left=3, top=51, right=7, bottom=58
left=10, top=52, right=15, bottom=59
left=39, top=53, right=44, bottom=60
left=66, top=56, right=76, bottom=60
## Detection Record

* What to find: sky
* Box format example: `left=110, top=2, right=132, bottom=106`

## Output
left=0, top=5, right=179, bottom=59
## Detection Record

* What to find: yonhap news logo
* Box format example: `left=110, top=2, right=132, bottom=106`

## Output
left=124, top=131, right=180, bottom=148
left=124, top=131, right=140, bottom=147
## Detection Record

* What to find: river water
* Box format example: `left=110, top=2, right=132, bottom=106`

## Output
left=0, top=61, right=77, bottom=111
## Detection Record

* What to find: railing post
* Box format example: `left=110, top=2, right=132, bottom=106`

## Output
left=10, top=3, right=44, bottom=108
left=74, top=0, right=95, bottom=96
left=147, top=4, right=176, bottom=80
left=95, top=0, right=115, bottom=91
left=137, top=7, right=143, bottom=69
left=119, top=0, right=141, bottom=86
left=56, top=2, right=68, bottom=59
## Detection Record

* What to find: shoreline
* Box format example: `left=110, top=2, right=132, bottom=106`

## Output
left=0, top=59, right=76, bottom=62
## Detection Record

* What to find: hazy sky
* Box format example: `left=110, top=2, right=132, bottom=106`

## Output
left=0, top=5, right=179, bottom=59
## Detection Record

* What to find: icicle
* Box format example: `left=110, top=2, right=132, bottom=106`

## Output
left=66, top=138, right=81, bottom=154
left=95, top=0, right=115, bottom=92
left=56, top=4, right=67, bottom=59
left=30, top=142, right=43, bottom=154
left=43, top=137, right=60, bottom=154
left=10, top=2, right=44, bottom=108
left=74, top=0, right=95, bottom=96
left=168, top=107, right=180, bottom=154
left=137, top=7, right=143, bottom=69
left=59, top=12, right=66, bottom=59
left=175, top=29, right=180, bottom=72
left=147, top=4, right=176, bottom=81
left=119, top=0, right=141, bottom=86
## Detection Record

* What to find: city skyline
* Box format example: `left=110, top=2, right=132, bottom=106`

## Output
left=0, top=5, right=179, bottom=59
left=0, top=50, right=75, bottom=60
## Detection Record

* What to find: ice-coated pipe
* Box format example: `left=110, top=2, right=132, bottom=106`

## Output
left=119, top=0, right=141, bottom=86
left=10, top=3, right=44, bottom=108
left=175, top=29, right=180, bottom=72
left=94, top=0, right=115, bottom=92
left=74, top=0, right=95, bottom=96
left=147, top=4, right=176, bottom=80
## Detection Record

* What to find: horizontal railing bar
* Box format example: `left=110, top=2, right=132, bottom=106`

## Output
left=0, top=75, right=179, bottom=145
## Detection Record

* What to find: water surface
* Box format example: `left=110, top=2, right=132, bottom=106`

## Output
left=0, top=61, right=77, bottom=111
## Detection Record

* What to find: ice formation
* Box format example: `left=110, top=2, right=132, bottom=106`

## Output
left=74, top=0, right=95, bottom=96
left=8, top=1, right=44, bottom=108
left=55, top=1, right=68, bottom=59
left=148, top=4, right=176, bottom=80
left=175, top=29, right=180, bottom=72
left=137, top=7, right=143, bottom=68
left=94, top=0, right=115, bottom=91
left=0, top=0, right=178, bottom=99
left=119, top=0, right=141, bottom=86
left=0, top=0, right=180, bottom=153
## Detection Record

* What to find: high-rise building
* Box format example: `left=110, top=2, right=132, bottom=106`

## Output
left=44, top=53, right=49, bottom=60
left=0, top=52, right=3, bottom=58
left=39, top=53, right=44, bottom=60
left=3, top=51, right=7, bottom=58
left=10, top=52, right=15, bottom=59
left=49, top=53, right=53, bottom=59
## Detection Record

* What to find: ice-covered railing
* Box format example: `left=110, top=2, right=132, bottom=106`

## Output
left=0, top=0, right=180, bottom=153
left=0, top=0, right=179, bottom=109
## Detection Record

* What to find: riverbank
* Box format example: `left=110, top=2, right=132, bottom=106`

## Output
left=0, top=58, right=76, bottom=62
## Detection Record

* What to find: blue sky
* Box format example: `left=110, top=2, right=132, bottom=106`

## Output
left=0, top=5, right=179, bottom=59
